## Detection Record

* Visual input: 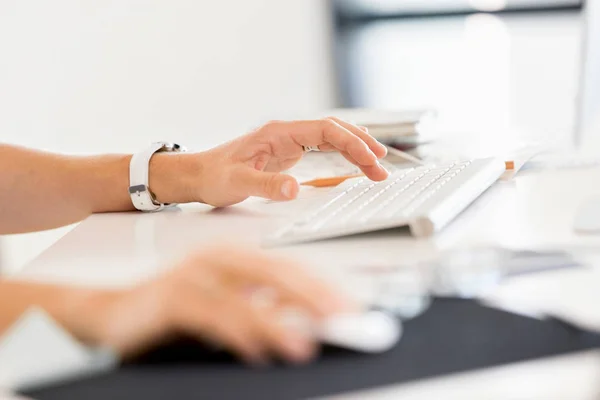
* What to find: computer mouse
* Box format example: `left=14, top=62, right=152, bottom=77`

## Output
left=316, top=311, right=402, bottom=353
left=574, top=196, right=600, bottom=233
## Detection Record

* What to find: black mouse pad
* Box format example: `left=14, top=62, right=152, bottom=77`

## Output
left=25, top=299, right=600, bottom=400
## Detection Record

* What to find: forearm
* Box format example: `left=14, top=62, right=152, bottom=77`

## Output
left=0, top=144, right=202, bottom=233
left=0, top=280, right=121, bottom=346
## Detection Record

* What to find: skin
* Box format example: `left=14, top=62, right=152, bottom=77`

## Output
left=0, top=117, right=389, bottom=364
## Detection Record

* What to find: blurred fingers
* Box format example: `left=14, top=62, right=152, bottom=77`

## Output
left=245, top=300, right=317, bottom=364
left=172, top=281, right=316, bottom=364
left=202, top=247, right=352, bottom=317
left=171, top=284, right=267, bottom=364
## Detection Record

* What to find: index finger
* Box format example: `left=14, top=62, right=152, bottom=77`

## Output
left=328, top=116, right=388, bottom=159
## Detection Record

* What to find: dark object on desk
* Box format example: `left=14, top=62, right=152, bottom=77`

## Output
left=386, top=135, right=431, bottom=151
left=26, top=299, right=600, bottom=400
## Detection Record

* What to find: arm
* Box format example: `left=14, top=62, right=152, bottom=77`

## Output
left=0, top=247, right=352, bottom=363
left=0, top=279, right=120, bottom=346
left=1, top=118, right=388, bottom=233
left=0, top=144, right=199, bottom=233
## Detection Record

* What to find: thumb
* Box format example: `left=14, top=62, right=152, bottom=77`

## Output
left=235, top=167, right=299, bottom=201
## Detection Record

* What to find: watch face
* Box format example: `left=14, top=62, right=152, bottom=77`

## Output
left=157, top=142, right=186, bottom=153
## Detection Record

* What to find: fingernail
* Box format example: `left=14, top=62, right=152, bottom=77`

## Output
left=359, top=125, right=369, bottom=133
left=378, top=162, right=390, bottom=178
left=281, top=180, right=295, bottom=199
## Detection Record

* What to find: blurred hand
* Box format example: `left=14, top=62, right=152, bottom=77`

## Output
left=193, top=118, right=389, bottom=207
left=75, top=246, right=353, bottom=364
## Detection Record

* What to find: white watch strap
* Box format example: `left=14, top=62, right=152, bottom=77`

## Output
left=129, top=142, right=168, bottom=212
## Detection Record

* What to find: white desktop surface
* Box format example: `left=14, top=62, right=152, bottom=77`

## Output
left=15, top=166, right=600, bottom=399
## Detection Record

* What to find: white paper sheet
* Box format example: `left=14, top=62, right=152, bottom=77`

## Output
left=0, top=308, right=117, bottom=392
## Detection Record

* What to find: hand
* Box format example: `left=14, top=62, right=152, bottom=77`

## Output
left=72, top=246, right=353, bottom=364
left=191, top=118, right=389, bottom=207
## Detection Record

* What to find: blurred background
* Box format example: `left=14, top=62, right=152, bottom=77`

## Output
left=0, top=0, right=584, bottom=273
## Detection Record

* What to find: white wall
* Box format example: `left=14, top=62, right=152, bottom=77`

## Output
left=0, top=0, right=337, bottom=273
left=343, top=11, right=582, bottom=144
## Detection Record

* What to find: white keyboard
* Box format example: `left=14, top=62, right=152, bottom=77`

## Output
left=266, top=158, right=505, bottom=246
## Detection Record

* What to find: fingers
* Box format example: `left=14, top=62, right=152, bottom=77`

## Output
left=320, top=119, right=379, bottom=166
left=328, top=117, right=387, bottom=159
left=173, top=282, right=316, bottom=364
left=264, top=119, right=378, bottom=167
left=204, top=246, right=352, bottom=318
left=232, top=167, right=299, bottom=201
left=157, top=245, right=358, bottom=365
left=339, top=151, right=389, bottom=181
left=172, top=288, right=267, bottom=364
left=244, top=301, right=317, bottom=364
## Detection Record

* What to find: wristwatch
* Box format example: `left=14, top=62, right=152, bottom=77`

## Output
left=129, top=141, right=187, bottom=212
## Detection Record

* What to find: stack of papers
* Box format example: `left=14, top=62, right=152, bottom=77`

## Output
left=315, top=108, right=436, bottom=143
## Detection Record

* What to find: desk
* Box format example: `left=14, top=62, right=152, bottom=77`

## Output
left=17, top=167, right=600, bottom=399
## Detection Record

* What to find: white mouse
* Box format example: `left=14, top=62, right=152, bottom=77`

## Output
left=574, top=196, right=600, bottom=233
left=316, top=310, right=402, bottom=353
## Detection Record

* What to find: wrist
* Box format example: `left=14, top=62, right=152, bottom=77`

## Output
left=60, top=288, right=127, bottom=347
left=148, top=152, right=205, bottom=205
left=65, top=284, right=171, bottom=357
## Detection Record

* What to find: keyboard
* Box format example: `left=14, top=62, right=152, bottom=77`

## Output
left=266, top=158, right=505, bottom=246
